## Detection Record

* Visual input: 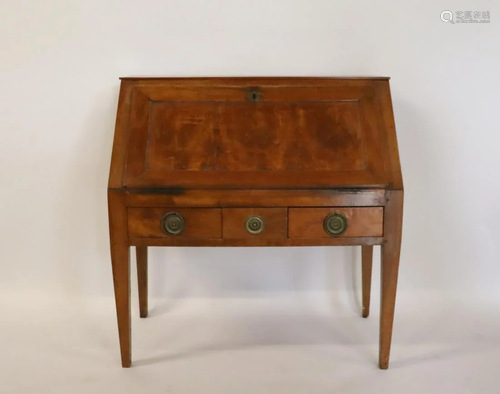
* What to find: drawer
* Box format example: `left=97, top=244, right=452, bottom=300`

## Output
left=288, top=207, right=383, bottom=238
left=128, top=208, right=222, bottom=238
left=222, top=208, right=287, bottom=239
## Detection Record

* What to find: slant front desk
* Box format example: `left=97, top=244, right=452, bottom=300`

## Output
left=107, top=77, right=404, bottom=369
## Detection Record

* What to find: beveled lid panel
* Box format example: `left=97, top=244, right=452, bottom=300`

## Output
left=118, top=78, right=400, bottom=189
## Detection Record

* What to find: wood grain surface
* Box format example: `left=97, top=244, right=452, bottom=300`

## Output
left=222, top=208, right=287, bottom=239
left=288, top=207, right=383, bottom=238
left=128, top=208, right=222, bottom=239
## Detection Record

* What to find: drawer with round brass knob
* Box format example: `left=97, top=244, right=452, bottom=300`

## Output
left=128, top=208, right=222, bottom=239
left=288, top=207, right=383, bottom=238
left=223, top=208, right=287, bottom=239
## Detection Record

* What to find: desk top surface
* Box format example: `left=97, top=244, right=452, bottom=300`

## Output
left=109, top=77, right=402, bottom=191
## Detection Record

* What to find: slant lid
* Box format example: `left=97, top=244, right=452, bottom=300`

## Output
left=110, top=77, right=402, bottom=190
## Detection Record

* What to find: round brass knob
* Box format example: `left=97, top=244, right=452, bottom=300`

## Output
left=245, top=215, right=265, bottom=235
left=161, top=212, right=185, bottom=236
left=323, top=213, right=348, bottom=236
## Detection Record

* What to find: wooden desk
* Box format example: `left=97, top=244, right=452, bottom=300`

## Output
left=108, top=77, right=403, bottom=369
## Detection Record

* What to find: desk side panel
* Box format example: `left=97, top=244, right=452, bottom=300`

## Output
left=375, top=80, right=403, bottom=190
left=108, top=80, right=134, bottom=189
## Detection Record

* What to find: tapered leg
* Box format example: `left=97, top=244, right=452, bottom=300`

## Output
left=379, top=190, right=403, bottom=370
left=108, top=190, right=131, bottom=368
left=136, top=246, right=148, bottom=318
left=361, top=245, right=373, bottom=318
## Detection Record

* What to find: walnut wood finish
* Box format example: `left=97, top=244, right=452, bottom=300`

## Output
left=108, top=190, right=130, bottom=368
left=125, top=189, right=385, bottom=208
left=361, top=245, right=373, bottom=318
left=222, top=208, right=287, bottom=239
left=108, top=77, right=404, bottom=369
left=379, top=190, right=403, bottom=369
left=128, top=208, right=222, bottom=239
left=289, top=208, right=383, bottom=238
left=121, top=78, right=401, bottom=190
left=136, top=246, right=148, bottom=318
left=129, top=237, right=383, bottom=247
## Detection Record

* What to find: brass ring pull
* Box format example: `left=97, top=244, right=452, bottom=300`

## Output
left=323, top=213, right=348, bottom=236
left=245, top=215, right=265, bottom=235
left=161, top=212, right=185, bottom=236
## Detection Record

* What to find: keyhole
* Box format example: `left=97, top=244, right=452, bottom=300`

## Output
left=248, top=90, right=261, bottom=102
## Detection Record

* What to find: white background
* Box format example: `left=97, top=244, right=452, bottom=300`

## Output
left=1, top=1, right=499, bottom=393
